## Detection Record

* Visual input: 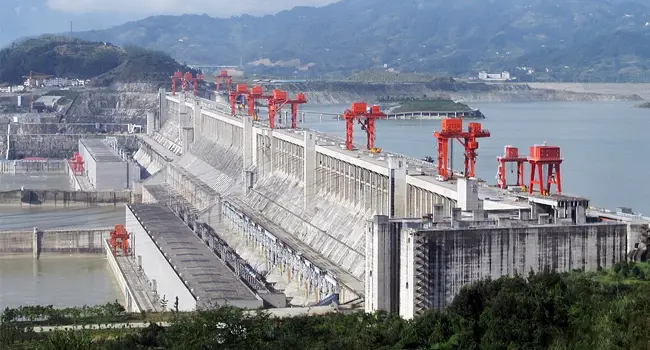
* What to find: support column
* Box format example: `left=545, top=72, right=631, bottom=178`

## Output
left=303, top=130, right=316, bottom=211
left=32, top=227, right=41, bottom=260
left=158, top=88, right=166, bottom=128
left=193, top=99, right=201, bottom=140
left=457, top=177, right=479, bottom=211
left=243, top=116, right=254, bottom=193
left=182, top=127, right=194, bottom=154
left=388, top=157, right=407, bottom=218
left=178, top=93, right=187, bottom=151
left=146, top=111, right=155, bottom=135
left=365, top=215, right=398, bottom=313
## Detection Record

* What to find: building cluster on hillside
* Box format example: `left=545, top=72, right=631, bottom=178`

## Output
left=0, top=85, right=25, bottom=93
left=24, top=77, right=90, bottom=88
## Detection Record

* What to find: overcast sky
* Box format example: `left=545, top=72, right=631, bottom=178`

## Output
left=46, top=0, right=340, bottom=17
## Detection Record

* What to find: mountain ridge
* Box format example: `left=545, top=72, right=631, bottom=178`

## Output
left=61, top=0, right=650, bottom=81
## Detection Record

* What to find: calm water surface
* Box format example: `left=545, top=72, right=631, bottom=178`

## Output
left=301, top=101, right=650, bottom=214
left=0, top=255, right=123, bottom=309
left=0, top=207, right=126, bottom=308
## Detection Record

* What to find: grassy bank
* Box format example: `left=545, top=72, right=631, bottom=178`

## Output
left=390, top=99, right=473, bottom=113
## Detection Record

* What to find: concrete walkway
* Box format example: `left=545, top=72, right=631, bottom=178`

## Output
left=115, top=255, right=161, bottom=312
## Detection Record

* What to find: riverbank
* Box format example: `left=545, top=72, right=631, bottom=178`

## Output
left=269, top=81, right=642, bottom=104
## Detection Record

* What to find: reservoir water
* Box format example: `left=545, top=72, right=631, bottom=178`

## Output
left=301, top=100, right=650, bottom=215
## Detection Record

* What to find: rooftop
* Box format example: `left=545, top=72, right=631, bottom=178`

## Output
left=80, top=139, right=123, bottom=163
left=128, top=204, right=261, bottom=309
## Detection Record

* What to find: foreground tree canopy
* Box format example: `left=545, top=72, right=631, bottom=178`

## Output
left=3, top=262, right=650, bottom=349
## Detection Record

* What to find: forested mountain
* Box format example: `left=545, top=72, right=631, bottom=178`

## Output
left=0, top=36, right=195, bottom=86
left=70, top=0, right=650, bottom=81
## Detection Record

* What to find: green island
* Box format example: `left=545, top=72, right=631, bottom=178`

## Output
left=378, top=97, right=485, bottom=118
left=635, top=102, right=650, bottom=108
left=3, top=261, right=650, bottom=349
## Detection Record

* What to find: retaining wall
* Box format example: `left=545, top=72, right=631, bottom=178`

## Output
left=0, top=189, right=142, bottom=206
left=0, top=228, right=111, bottom=256
left=0, top=160, right=69, bottom=174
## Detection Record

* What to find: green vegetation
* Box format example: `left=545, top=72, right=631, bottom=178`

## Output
left=6, top=264, right=650, bottom=349
left=0, top=36, right=196, bottom=86
left=70, top=0, right=650, bottom=81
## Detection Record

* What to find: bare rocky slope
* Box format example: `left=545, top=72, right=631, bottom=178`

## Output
left=270, top=82, right=643, bottom=104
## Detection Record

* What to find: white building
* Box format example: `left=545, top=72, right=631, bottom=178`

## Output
left=478, top=71, right=511, bottom=81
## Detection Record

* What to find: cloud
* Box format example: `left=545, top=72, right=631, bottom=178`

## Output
left=46, top=0, right=339, bottom=17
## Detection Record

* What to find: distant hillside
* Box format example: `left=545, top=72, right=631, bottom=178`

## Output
left=70, top=0, right=650, bottom=81
left=0, top=36, right=195, bottom=86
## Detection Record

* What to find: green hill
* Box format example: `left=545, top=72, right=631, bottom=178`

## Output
left=69, top=0, right=650, bottom=81
left=0, top=36, right=195, bottom=86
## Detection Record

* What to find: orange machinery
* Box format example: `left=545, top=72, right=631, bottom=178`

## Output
left=528, top=144, right=562, bottom=195
left=496, top=145, right=527, bottom=189
left=170, top=71, right=183, bottom=96
left=69, top=152, right=84, bottom=176
left=341, top=102, right=386, bottom=152
left=181, top=72, right=202, bottom=96
left=433, top=118, right=490, bottom=181
left=229, top=83, right=248, bottom=115
left=109, top=224, right=130, bottom=256
left=215, top=70, right=233, bottom=94
left=267, top=89, right=307, bottom=129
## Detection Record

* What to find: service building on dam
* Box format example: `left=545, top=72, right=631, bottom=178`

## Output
left=16, top=85, right=643, bottom=319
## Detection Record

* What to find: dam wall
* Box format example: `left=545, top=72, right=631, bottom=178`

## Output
left=0, top=228, right=111, bottom=257
left=407, top=223, right=628, bottom=313
left=0, top=189, right=141, bottom=206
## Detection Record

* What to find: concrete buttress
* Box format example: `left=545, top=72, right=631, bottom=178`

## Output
left=303, top=130, right=316, bottom=211
left=146, top=112, right=155, bottom=135
left=158, top=88, right=166, bottom=127
left=388, top=157, right=407, bottom=217
left=243, top=115, right=254, bottom=193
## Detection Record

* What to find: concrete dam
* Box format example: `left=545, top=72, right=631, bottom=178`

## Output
left=119, top=88, right=645, bottom=318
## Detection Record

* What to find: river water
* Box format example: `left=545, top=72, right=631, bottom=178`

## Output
left=0, top=206, right=126, bottom=309
left=301, top=100, right=650, bottom=215
left=0, top=255, right=123, bottom=309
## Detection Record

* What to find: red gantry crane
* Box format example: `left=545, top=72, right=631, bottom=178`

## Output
left=216, top=70, right=233, bottom=94
left=527, top=143, right=562, bottom=195
left=247, top=85, right=267, bottom=120
left=341, top=102, right=386, bottom=152
left=496, top=145, right=527, bottom=189
left=69, top=152, right=85, bottom=176
left=266, top=89, right=307, bottom=129
left=229, top=84, right=248, bottom=116
left=108, top=224, right=130, bottom=256
left=433, top=118, right=490, bottom=181
left=171, top=71, right=183, bottom=96
left=181, top=72, right=202, bottom=96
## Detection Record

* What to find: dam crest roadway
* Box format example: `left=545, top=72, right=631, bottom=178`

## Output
left=103, top=88, right=648, bottom=318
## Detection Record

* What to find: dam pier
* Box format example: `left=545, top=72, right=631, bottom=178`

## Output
left=1, top=86, right=648, bottom=319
